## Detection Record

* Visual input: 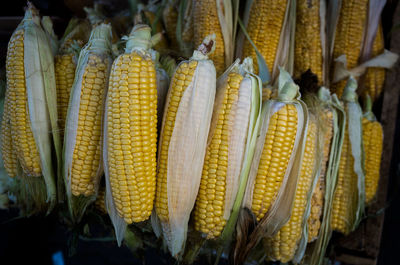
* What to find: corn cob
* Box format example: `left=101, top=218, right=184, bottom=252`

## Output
left=6, top=28, right=42, bottom=177
left=363, top=23, right=385, bottom=102
left=55, top=20, right=90, bottom=139
left=105, top=25, right=157, bottom=224
left=154, top=35, right=216, bottom=256
left=362, top=96, right=383, bottom=204
left=331, top=0, right=369, bottom=97
left=2, top=3, right=60, bottom=212
left=250, top=103, right=298, bottom=221
left=64, top=24, right=113, bottom=198
left=193, top=0, right=225, bottom=75
left=294, top=0, right=323, bottom=84
left=95, top=187, right=107, bottom=214
left=193, top=59, right=255, bottom=238
left=1, top=88, right=18, bottom=178
left=243, top=0, right=288, bottom=74
left=265, top=116, right=318, bottom=263
left=163, top=3, right=178, bottom=48
left=307, top=108, right=333, bottom=242
left=331, top=79, right=364, bottom=235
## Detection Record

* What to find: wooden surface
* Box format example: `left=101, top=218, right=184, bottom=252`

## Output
left=332, top=2, right=400, bottom=264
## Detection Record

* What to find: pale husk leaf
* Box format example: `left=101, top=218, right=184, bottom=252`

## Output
left=164, top=59, right=216, bottom=256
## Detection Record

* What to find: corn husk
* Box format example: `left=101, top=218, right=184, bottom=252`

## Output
left=233, top=69, right=309, bottom=264
left=0, top=74, right=10, bottom=209
left=64, top=23, right=113, bottom=222
left=176, top=0, right=193, bottom=57
left=151, top=35, right=217, bottom=257
left=6, top=3, right=61, bottom=214
left=41, top=16, right=58, bottom=56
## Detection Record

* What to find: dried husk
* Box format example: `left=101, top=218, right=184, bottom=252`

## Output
left=64, top=24, right=113, bottom=222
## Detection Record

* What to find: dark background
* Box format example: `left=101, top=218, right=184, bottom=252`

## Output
left=0, top=1, right=399, bottom=264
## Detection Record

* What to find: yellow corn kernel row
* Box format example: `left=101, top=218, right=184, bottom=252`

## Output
left=1, top=88, right=18, bottom=178
left=6, top=29, right=41, bottom=177
left=95, top=187, right=107, bottom=214
left=251, top=104, right=298, bottom=221
left=155, top=60, right=198, bottom=222
left=307, top=109, right=333, bottom=242
left=331, top=0, right=369, bottom=97
left=265, top=118, right=317, bottom=263
left=70, top=54, right=110, bottom=196
left=294, top=0, right=323, bottom=83
left=55, top=53, right=76, bottom=137
left=193, top=71, right=243, bottom=238
left=363, top=23, right=385, bottom=102
left=363, top=117, right=383, bottom=204
left=330, top=123, right=357, bottom=235
left=193, top=0, right=225, bottom=75
left=243, top=0, right=288, bottom=74
left=107, top=53, right=157, bottom=224
left=163, top=4, right=178, bottom=48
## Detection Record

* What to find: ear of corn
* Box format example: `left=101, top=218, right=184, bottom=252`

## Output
left=294, top=0, right=324, bottom=84
left=242, top=69, right=309, bottom=237
left=362, top=95, right=383, bottom=204
left=64, top=23, right=113, bottom=221
left=193, top=0, right=231, bottom=75
left=104, top=25, right=157, bottom=228
left=242, top=0, right=289, bottom=75
left=363, top=23, right=385, bottom=102
left=1, top=3, right=61, bottom=213
left=163, top=2, right=178, bottom=48
left=330, top=0, right=369, bottom=97
left=265, top=114, right=318, bottom=263
left=55, top=20, right=91, bottom=140
left=193, top=59, right=254, bottom=239
left=307, top=105, right=333, bottom=243
left=153, top=35, right=216, bottom=256
left=331, top=77, right=365, bottom=235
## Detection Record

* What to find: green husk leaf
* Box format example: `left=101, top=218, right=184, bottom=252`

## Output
left=363, top=94, right=376, bottom=121
left=326, top=0, right=342, bottom=66
left=342, top=77, right=365, bottom=231
left=176, top=0, right=192, bottom=58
